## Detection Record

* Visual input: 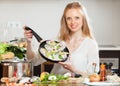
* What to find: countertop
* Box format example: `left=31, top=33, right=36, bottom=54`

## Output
left=99, top=45, right=120, bottom=50
left=1, top=82, right=120, bottom=86
left=0, top=83, right=87, bottom=86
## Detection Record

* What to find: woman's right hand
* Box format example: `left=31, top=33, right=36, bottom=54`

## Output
left=23, top=26, right=35, bottom=60
left=23, top=26, right=33, bottom=42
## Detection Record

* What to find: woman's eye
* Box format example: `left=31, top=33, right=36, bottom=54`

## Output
left=75, top=17, right=80, bottom=19
left=66, top=17, right=71, bottom=21
left=66, top=16, right=80, bottom=22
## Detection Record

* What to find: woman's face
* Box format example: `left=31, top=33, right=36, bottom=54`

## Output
left=65, top=8, right=83, bottom=33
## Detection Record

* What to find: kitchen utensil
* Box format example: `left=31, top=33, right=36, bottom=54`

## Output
left=24, top=26, right=69, bottom=63
left=0, top=60, right=33, bottom=79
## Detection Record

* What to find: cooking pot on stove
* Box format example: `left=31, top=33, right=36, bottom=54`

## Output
left=0, top=60, right=33, bottom=79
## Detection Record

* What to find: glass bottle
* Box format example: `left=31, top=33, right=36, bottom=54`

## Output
left=100, top=63, right=106, bottom=81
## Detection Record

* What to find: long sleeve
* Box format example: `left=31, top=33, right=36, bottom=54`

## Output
left=32, top=51, right=46, bottom=66
left=29, top=38, right=46, bottom=66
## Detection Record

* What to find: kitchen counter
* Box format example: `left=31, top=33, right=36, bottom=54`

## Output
left=99, top=45, right=120, bottom=50
left=1, top=82, right=120, bottom=86
left=0, top=83, right=87, bottom=86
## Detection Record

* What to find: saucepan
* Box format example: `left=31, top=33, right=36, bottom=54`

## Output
left=24, top=26, right=69, bottom=63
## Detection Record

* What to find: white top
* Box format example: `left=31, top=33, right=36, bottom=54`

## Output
left=31, top=37, right=99, bottom=75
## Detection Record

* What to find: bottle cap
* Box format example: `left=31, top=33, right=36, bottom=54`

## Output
left=100, top=64, right=105, bottom=69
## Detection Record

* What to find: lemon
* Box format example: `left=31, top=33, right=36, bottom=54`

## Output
left=40, top=72, right=49, bottom=81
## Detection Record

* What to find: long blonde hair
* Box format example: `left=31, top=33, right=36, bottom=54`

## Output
left=58, top=2, right=94, bottom=41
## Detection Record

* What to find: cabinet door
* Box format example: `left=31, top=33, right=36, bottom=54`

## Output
left=34, top=61, right=54, bottom=76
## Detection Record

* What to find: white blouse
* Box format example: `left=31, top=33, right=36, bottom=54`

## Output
left=31, top=37, right=99, bottom=75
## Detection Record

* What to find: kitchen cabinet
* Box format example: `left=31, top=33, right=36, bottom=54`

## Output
left=33, top=61, right=53, bottom=76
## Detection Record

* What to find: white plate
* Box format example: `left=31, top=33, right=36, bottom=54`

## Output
left=85, top=82, right=120, bottom=86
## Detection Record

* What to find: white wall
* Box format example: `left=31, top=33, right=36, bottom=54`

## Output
left=0, top=0, right=120, bottom=45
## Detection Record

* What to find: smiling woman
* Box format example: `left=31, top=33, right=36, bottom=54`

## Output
left=0, top=0, right=119, bottom=77
left=23, top=1, right=100, bottom=77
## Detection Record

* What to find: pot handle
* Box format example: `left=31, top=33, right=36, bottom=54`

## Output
left=24, top=26, right=42, bottom=42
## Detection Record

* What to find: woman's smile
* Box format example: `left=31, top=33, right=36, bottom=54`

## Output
left=70, top=23, right=78, bottom=30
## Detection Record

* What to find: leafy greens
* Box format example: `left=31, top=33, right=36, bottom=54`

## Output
left=0, top=42, right=26, bottom=59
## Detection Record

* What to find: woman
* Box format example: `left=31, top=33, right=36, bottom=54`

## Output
left=24, top=2, right=99, bottom=77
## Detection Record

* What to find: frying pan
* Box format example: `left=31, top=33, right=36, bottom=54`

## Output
left=24, top=27, right=69, bottom=63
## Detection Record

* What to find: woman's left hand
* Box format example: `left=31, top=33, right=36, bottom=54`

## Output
left=59, top=61, right=76, bottom=72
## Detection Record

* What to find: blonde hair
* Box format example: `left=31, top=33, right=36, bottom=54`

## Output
left=58, top=2, right=94, bottom=41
